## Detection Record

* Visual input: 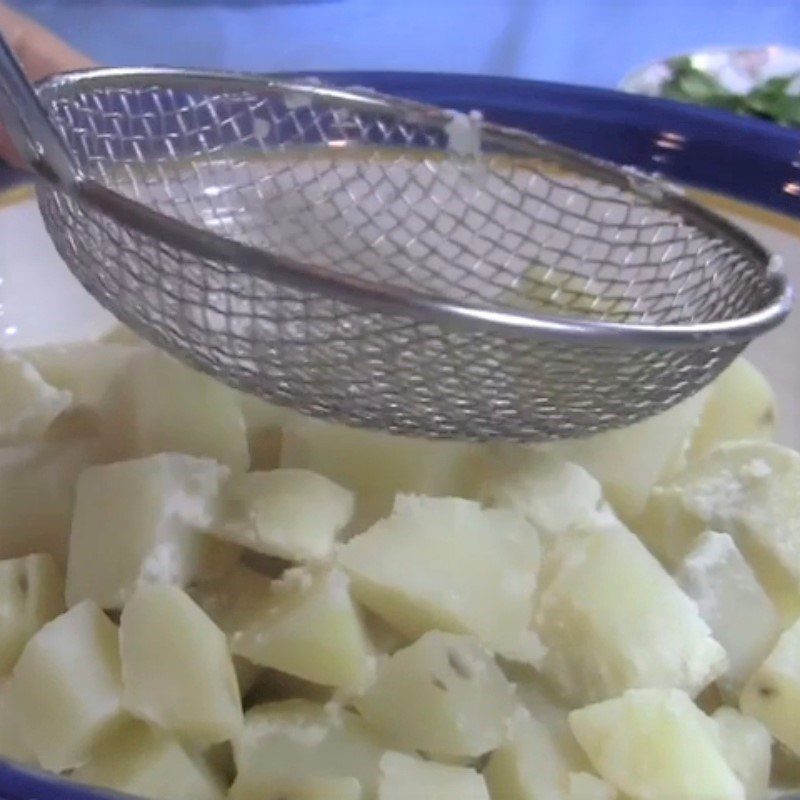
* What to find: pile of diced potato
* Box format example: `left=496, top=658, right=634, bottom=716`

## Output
left=0, top=329, right=798, bottom=800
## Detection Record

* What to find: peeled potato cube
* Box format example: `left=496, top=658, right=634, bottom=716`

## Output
left=231, top=567, right=373, bottom=691
left=73, top=719, right=224, bottom=800
left=231, top=700, right=385, bottom=800
left=7, top=600, right=125, bottom=772
left=569, top=772, right=618, bottom=800
left=340, top=496, right=541, bottom=661
left=640, top=442, right=800, bottom=621
left=484, top=712, right=574, bottom=800
left=741, top=617, right=800, bottom=757
left=713, top=707, right=771, bottom=800
left=100, top=349, right=249, bottom=472
left=120, top=584, right=243, bottom=746
left=689, top=358, right=776, bottom=461
left=0, top=553, right=64, bottom=674
left=479, top=447, right=604, bottom=541
left=355, top=631, right=517, bottom=759
left=0, top=438, right=99, bottom=564
left=281, top=417, right=483, bottom=527
left=542, top=390, right=708, bottom=522
left=569, top=689, right=745, bottom=800
left=676, top=531, right=780, bottom=695
left=220, top=470, right=355, bottom=561
left=66, top=453, right=231, bottom=609
left=0, top=351, right=71, bottom=445
left=378, top=751, right=489, bottom=800
left=536, top=519, right=727, bottom=705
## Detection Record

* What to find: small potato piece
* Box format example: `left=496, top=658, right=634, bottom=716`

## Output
left=355, top=632, right=517, bottom=759
left=713, top=707, right=771, bottom=800
left=231, top=568, right=373, bottom=691
left=676, top=531, right=780, bottom=695
left=7, top=601, right=125, bottom=772
left=569, top=689, right=745, bottom=800
left=73, top=719, right=225, bottom=800
left=378, top=751, right=490, bottom=800
left=120, top=584, right=243, bottom=747
left=484, top=712, right=573, bottom=800
left=689, top=358, right=776, bottom=461
left=340, top=496, right=541, bottom=661
left=741, top=617, right=800, bottom=757
left=0, top=351, right=71, bottom=445
left=281, top=417, right=483, bottom=527
left=640, top=442, right=800, bottom=621
left=568, top=772, right=618, bottom=800
left=479, top=447, right=604, bottom=541
left=66, top=453, right=231, bottom=609
left=0, top=553, right=64, bottom=674
left=231, top=700, right=384, bottom=799
left=100, top=349, right=249, bottom=472
left=536, top=521, right=727, bottom=705
left=220, top=470, right=355, bottom=561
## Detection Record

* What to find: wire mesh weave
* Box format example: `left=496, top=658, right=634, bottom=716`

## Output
left=33, top=72, right=781, bottom=440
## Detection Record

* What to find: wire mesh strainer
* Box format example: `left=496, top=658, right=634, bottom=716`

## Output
left=0, top=39, right=792, bottom=441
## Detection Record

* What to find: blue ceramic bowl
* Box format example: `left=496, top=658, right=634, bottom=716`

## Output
left=0, top=71, right=797, bottom=800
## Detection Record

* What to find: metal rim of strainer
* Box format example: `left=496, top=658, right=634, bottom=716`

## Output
left=33, top=67, right=794, bottom=351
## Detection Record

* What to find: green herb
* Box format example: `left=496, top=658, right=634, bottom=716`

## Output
left=660, top=57, right=800, bottom=128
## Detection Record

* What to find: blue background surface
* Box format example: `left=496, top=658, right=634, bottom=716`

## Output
left=9, top=0, right=800, bottom=89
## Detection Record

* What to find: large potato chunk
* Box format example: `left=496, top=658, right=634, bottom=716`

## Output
left=536, top=519, right=727, bottom=705
left=100, top=349, right=249, bottom=472
left=231, top=568, right=373, bottom=692
left=355, top=632, right=517, bottom=759
left=676, top=531, right=780, bottom=695
left=0, top=351, right=71, bottom=445
left=568, top=772, right=617, bottom=800
left=0, top=438, right=99, bottom=563
left=73, top=719, right=225, bottom=800
left=378, top=751, right=490, bottom=800
left=120, top=584, right=243, bottom=747
left=741, top=617, right=800, bottom=757
left=640, top=442, right=800, bottom=620
left=220, top=469, right=355, bottom=561
left=0, top=553, right=64, bottom=675
left=713, top=707, right=771, bottom=800
left=281, top=417, right=483, bottom=526
left=7, top=600, right=125, bottom=772
left=66, top=453, right=231, bottom=609
left=230, top=700, right=385, bottom=800
left=569, top=689, right=745, bottom=800
left=339, top=496, right=541, bottom=661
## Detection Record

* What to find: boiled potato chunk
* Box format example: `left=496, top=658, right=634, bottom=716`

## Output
left=713, top=707, right=771, bottom=800
left=478, top=447, right=604, bottom=541
left=641, top=442, right=800, bottom=621
left=741, top=617, right=800, bottom=757
left=72, top=719, right=225, bottom=800
left=281, top=417, right=483, bottom=527
left=541, top=389, right=708, bottom=522
left=66, top=453, right=231, bottom=609
left=0, top=553, right=64, bottom=674
left=355, top=632, right=517, bottom=759
left=378, top=751, right=490, bottom=800
left=484, top=712, right=574, bottom=800
left=689, top=358, right=776, bottom=461
left=220, top=469, right=355, bottom=561
left=676, top=531, right=780, bottom=694
left=0, top=351, right=71, bottom=445
left=569, top=689, right=745, bottom=800
left=536, top=520, right=727, bottom=705
left=231, top=567, right=373, bottom=691
left=120, top=584, right=243, bottom=746
left=0, top=438, right=99, bottom=563
left=568, top=772, right=617, bottom=800
left=7, top=600, right=125, bottom=772
left=231, top=700, right=385, bottom=799
left=100, top=349, right=249, bottom=472
left=339, top=496, right=541, bottom=661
